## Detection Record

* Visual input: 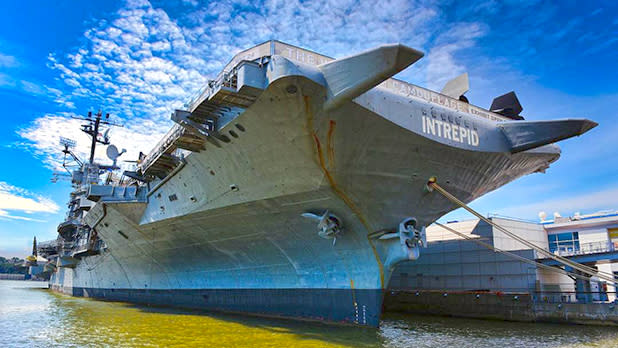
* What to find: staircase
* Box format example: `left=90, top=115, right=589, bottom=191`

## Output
left=138, top=60, right=265, bottom=179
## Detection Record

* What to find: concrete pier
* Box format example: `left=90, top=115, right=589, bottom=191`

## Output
left=0, top=273, right=25, bottom=280
left=384, top=290, right=618, bottom=326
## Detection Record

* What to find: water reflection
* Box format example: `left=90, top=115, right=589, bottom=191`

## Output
left=45, top=295, right=380, bottom=347
left=380, top=313, right=618, bottom=348
left=2, top=280, right=618, bottom=348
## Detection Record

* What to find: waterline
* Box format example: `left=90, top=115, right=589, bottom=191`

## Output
left=2, top=280, right=618, bottom=347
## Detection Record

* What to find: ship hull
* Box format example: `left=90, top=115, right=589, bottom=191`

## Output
left=50, top=284, right=382, bottom=325
left=49, top=71, right=561, bottom=327
left=50, top=187, right=388, bottom=326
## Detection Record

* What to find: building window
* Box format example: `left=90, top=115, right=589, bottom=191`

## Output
left=609, top=228, right=618, bottom=248
left=548, top=232, right=580, bottom=254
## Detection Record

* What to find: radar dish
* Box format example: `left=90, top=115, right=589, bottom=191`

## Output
left=538, top=211, right=547, bottom=221
left=106, top=145, right=120, bottom=160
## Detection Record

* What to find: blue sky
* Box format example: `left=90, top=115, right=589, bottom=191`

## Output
left=0, top=0, right=616, bottom=257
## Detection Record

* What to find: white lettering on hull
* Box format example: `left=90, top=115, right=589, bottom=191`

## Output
left=422, top=116, right=479, bottom=146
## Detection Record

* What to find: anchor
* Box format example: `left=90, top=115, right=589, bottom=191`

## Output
left=379, top=217, right=426, bottom=260
left=301, top=210, right=343, bottom=245
left=374, top=217, right=426, bottom=270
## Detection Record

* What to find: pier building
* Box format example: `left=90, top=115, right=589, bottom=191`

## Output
left=390, top=210, right=618, bottom=301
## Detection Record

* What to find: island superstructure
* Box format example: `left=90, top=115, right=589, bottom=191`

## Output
left=37, top=41, right=596, bottom=326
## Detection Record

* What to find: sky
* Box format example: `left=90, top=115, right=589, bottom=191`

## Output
left=0, top=0, right=617, bottom=257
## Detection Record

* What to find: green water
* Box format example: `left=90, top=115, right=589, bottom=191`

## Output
left=2, top=280, right=618, bottom=347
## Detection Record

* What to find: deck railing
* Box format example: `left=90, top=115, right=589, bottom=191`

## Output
left=553, top=240, right=616, bottom=257
left=532, top=290, right=617, bottom=304
left=140, top=41, right=511, bottom=175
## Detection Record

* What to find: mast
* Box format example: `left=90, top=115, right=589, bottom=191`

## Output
left=89, top=111, right=101, bottom=164
left=70, top=110, right=123, bottom=166
left=32, top=236, right=37, bottom=258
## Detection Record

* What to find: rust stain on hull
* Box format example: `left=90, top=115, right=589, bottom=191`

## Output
left=327, top=120, right=336, bottom=170
left=304, top=96, right=385, bottom=288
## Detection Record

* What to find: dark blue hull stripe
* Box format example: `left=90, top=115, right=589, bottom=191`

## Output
left=51, top=286, right=383, bottom=326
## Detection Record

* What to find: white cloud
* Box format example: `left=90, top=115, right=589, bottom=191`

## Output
left=64, top=77, right=81, bottom=87
left=0, top=182, right=59, bottom=222
left=0, top=210, right=47, bottom=223
left=0, top=53, right=18, bottom=68
left=43, top=0, right=449, bottom=124
left=42, top=1, right=213, bottom=130
left=20, top=0, right=491, bottom=168
left=494, top=186, right=618, bottom=220
left=0, top=74, right=56, bottom=98
left=425, top=22, right=487, bottom=90
left=0, top=71, right=16, bottom=88
left=17, top=113, right=166, bottom=170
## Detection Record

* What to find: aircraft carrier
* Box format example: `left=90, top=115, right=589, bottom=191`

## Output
left=37, top=40, right=596, bottom=326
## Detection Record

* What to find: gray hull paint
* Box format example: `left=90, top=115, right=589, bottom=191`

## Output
left=51, top=285, right=382, bottom=326
left=50, top=67, right=561, bottom=326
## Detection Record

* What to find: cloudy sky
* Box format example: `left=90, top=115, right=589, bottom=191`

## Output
left=0, top=0, right=616, bottom=257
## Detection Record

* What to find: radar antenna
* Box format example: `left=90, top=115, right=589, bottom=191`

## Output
left=52, top=111, right=124, bottom=184
left=59, top=136, right=76, bottom=149
left=51, top=171, right=71, bottom=183
left=71, top=110, right=123, bottom=164
left=58, top=136, right=82, bottom=175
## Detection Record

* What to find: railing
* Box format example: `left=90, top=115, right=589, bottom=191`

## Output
left=533, top=291, right=618, bottom=304
left=38, top=240, right=59, bottom=249
left=61, top=241, right=75, bottom=249
left=486, top=213, right=539, bottom=224
left=553, top=240, right=616, bottom=257
left=140, top=53, right=261, bottom=174
left=137, top=124, right=185, bottom=174
left=184, top=41, right=271, bottom=110
left=0, top=274, right=25, bottom=280
left=37, top=240, right=59, bottom=258
left=389, top=289, right=618, bottom=304
left=141, top=41, right=514, bottom=176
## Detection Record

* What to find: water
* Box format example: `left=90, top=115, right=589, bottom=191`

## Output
left=2, top=280, right=618, bottom=347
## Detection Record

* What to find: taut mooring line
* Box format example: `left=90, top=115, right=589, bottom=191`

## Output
left=434, top=221, right=601, bottom=283
left=427, top=178, right=616, bottom=284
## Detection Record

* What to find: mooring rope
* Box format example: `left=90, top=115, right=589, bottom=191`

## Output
left=434, top=221, right=603, bottom=283
left=427, top=179, right=617, bottom=284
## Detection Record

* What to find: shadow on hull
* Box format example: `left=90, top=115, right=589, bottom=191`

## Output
left=51, top=285, right=383, bottom=327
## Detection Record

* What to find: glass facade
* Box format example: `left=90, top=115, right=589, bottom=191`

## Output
left=548, top=232, right=580, bottom=254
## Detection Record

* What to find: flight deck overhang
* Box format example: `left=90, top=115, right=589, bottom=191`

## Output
left=137, top=40, right=596, bottom=178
